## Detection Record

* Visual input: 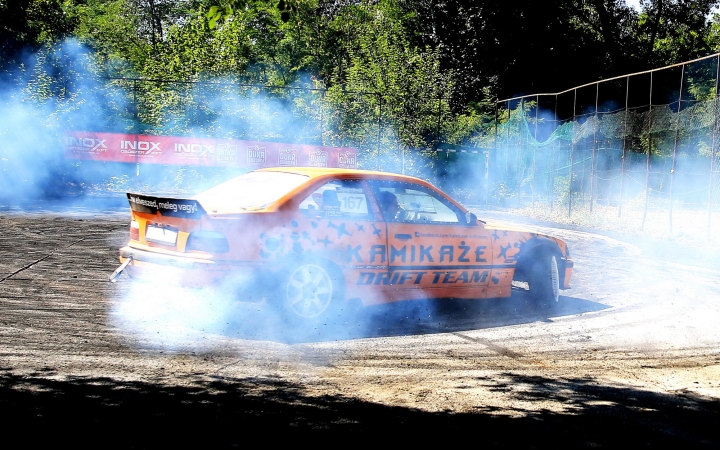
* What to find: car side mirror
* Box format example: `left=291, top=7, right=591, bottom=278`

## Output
left=465, top=212, right=478, bottom=226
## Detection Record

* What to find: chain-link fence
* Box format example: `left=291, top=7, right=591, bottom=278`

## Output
left=490, top=53, right=720, bottom=242
left=51, top=54, right=720, bottom=242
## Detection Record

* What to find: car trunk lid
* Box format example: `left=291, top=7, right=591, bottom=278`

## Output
left=127, top=192, right=209, bottom=253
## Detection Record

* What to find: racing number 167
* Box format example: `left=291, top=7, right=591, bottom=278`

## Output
left=342, top=196, right=365, bottom=210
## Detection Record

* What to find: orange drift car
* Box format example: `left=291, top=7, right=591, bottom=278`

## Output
left=113, top=168, right=573, bottom=320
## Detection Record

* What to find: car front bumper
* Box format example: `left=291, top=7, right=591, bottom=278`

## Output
left=562, top=259, right=573, bottom=289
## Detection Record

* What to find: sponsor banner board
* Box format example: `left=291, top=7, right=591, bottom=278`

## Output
left=64, top=131, right=358, bottom=169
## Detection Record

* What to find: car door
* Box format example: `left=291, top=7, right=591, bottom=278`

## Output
left=295, top=179, right=388, bottom=303
left=367, top=179, right=494, bottom=300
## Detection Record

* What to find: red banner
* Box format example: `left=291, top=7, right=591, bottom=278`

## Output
left=64, top=131, right=358, bottom=169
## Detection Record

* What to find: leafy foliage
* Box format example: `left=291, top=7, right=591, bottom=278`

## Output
left=7, top=0, right=720, bottom=176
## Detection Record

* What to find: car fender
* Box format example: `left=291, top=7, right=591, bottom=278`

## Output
left=513, top=237, right=567, bottom=286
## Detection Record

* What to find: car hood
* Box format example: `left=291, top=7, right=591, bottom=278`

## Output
left=481, top=218, right=535, bottom=233
left=481, top=218, right=569, bottom=256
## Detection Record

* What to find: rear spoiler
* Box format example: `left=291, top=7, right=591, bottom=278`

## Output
left=127, top=193, right=206, bottom=219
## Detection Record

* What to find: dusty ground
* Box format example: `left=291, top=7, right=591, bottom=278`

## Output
left=1, top=202, right=719, bottom=448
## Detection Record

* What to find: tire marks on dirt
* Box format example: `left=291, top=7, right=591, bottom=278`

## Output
left=451, top=332, right=523, bottom=358
left=0, top=238, right=85, bottom=283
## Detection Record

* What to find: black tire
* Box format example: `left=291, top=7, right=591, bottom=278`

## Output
left=281, top=261, right=345, bottom=321
left=528, top=252, right=560, bottom=307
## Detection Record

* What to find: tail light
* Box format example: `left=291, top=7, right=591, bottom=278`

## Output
left=186, top=230, right=229, bottom=253
left=130, top=220, right=140, bottom=241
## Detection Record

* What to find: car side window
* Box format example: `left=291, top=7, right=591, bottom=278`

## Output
left=299, top=180, right=374, bottom=220
left=369, top=181, right=462, bottom=224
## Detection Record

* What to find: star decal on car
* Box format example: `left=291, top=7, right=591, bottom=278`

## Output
left=498, top=243, right=511, bottom=259
left=328, top=221, right=352, bottom=239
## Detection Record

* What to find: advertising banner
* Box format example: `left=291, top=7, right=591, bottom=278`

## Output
left=64, top=131, right=358, bottom=169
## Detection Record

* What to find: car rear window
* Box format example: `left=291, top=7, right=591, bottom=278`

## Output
left=193, top=171, right=309, bottom=209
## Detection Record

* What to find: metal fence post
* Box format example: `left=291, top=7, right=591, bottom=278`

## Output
left=490, top=102, right=498, bottom=206
left=518, top=99, right=524, bottom=205
left=532, top=95, right=538, bottom=205
left=709, top=55, right=720, bottom=240
left=590, top=83, right=599, bottom=213
left=320, top=89, right=325, bottom=146
left=642, top=72, right=654, bottom=230
left=506, top=100, right=511, bottom=176
left=435, top=97, right=443, bottom=183
left=551, top=95, right=558, bottom=209
left=668, top=64, right=685, bottom=234
left=569, top=89, right=577, bottom=217
left=377, top=93, right=382, bottom=171
left=133, top=79, right=139, bottom=177
left=619, top=76, right=629, bottom=218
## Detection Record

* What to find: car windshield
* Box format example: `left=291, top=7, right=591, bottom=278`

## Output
left=193, top=171, right=309, bottom=210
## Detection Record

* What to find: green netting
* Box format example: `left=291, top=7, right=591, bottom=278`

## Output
left=492, top=97, right=720, bottom=147
left=485, top=71, right=720, bottom=244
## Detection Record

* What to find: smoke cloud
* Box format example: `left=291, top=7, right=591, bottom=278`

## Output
left=8, top=38, right=717, bottom=353
left=0, top=39, right=132, bottom=206
left=108, top=268, right=451, bottom=349
left=0, top=39, right=452, bottom=351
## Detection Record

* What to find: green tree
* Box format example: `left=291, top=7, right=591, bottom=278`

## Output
left=636, top=0, right=720, bottom=66
left=401, top=1, right=641, bottom=106
left=319, top=1, right=453, bottom=174
left=0, top=0, right=80, bottom=66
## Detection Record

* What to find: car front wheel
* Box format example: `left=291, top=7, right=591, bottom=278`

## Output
left=529, top=252, right=560, bottom=307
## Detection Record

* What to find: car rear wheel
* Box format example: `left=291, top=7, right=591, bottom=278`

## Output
left=283, top=262, right=344, bottom=320
left=529, top=252, right=560, bottom=307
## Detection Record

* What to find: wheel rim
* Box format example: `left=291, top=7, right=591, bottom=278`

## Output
left=285, top=264, right=333, bottom=318
left=550, top=255, right=560, bottom=302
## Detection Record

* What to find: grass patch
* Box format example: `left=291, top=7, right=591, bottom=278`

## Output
left=509, top=200, right=720, bottom=249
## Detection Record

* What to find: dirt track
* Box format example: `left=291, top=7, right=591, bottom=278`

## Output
left=1, top=205, right=719, bottom=448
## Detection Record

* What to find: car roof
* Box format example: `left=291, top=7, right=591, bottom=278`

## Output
left=198, top=167, right=466, bottom=215
left=256, top=167, right=426, bottom=183
left=258, top=167, right=468, bottom=213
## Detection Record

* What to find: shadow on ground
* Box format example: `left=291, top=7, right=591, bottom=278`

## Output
left=110, top=281, right=608, bottom=346
left=360, top=290, right=607, bottom=338
left=0, top=369, right=716, bottom=448
left=215, top=290, right=609, bottom=344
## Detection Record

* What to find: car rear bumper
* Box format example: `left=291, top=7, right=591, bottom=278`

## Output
left=118, top=246, right=270, bottom=288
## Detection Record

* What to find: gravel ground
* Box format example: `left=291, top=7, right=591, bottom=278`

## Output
left=1, top=205, right=719, bottom=448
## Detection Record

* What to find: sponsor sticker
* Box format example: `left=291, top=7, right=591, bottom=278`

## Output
left=127, top=193, right=206, bottom=219
left=356, top=269, right=490, bottom=286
